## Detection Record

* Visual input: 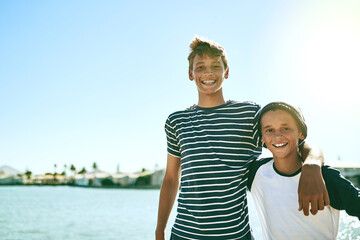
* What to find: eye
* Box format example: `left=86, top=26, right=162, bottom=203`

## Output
left=196, top=66, right=204, bottom=71
left=265, top=129, right=273, bottom=133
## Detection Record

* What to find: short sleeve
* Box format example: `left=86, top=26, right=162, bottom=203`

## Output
left=165, top=117, right=181, bottom=158
left=252, top=104, right=262, bottom=148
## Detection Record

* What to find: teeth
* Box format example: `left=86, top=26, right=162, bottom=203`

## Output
left=201, top=80, right=216, bottom=85
left=273, top=143, right=287, bottom=147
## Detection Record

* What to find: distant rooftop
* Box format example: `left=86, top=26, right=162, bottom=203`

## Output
left=0, top=165, right=22, bottom=176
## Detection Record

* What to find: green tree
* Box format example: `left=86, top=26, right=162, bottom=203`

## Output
left=93, top=162, right=98, bottom=172
left=101, top=178, right=114, bottom=186
left=62, top=164, right=67, bottom=176
left=25, top=170, right=32, bottom=180
left=70, top=164, right=76, bottom=184
left=78, top=167, right=87, bottom=174
left=135, top=174, right=151, bottom=186
left=70, top=164, right=76, bottom=175
left=69, top=164, right=76, bottom=185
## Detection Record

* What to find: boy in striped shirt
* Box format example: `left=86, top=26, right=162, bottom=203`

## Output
left=155, top=37, right=329, bottom=240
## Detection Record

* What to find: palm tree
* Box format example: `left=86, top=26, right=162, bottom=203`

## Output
left=62, top=164, right=67, bottom=176
left=70, top=164, right=76, bottom=174
left=53, top=164, right=58, bottom=183
left=92, top=162, right=98, bottom=172
left=70, top=164, right=76, bottom=180
left=78, top=167, right=87, bottom=174
left=25, top=169, right=32, bottom=180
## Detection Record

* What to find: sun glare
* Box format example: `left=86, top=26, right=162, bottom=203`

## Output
left=298, top=20, right=360, bottom=108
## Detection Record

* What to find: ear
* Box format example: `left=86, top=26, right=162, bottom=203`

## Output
left=189, top=69, right=194, bottom=81
left=261, top=137, right=268, bottom=149
left=299, top=132, right=305, bottom=140
left=224, top=67, right=229, bottom=79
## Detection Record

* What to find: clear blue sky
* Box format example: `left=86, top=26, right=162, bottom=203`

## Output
left=1, top=1, right=359, bottom=175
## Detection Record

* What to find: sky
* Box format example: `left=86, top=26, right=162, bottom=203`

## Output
left=1, top=0, right=359, bottom=175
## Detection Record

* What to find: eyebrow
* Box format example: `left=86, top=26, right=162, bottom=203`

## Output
left=262, top=123, right=290, bottom=129
left=195, top=60, right=221, bottom=66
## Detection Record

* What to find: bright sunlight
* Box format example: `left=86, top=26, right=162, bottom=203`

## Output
left=298, top=17, right=360, bottom=109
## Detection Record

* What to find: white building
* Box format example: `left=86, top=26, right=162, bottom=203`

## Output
left=74, top=170, right=111, bottom=187
left=151, top=169, right=165, bottom=187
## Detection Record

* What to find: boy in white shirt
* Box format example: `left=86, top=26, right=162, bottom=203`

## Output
left=248, top=102, right=360, bottom=240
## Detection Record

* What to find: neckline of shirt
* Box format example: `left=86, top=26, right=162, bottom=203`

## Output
left=195, top=100, right=233, bottom=111
left=272, top=161, right=302, bottom=177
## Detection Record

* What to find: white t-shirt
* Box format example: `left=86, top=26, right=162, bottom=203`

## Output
left=250, top=159, right=340, bottom=240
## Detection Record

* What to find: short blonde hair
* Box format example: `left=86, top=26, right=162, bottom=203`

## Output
left=188, top=37, right=228, bottom=70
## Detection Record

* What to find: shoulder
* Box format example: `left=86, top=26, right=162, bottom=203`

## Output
left=321, top=165, right=357, bottom=197
left=252, top=157, right=273, bottom=170
left=229, top=100, right=261, bottom=108
left=167, top=109, right=190, bottom=118
left=248, top=157, right=273, bottom=190
left=166, top=108, right=195, bottom=124
left=226, top=100, right=261, bottom=115
left=322, top=165, right=360, bottom=215
left=321, top=165, right=346, bottom=190
left=321, top=165, right=342, bottom=179
left=321, top=165, right=359, bottom=189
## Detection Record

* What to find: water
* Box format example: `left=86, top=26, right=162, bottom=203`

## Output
left=0, top=186, right=358, bottom=240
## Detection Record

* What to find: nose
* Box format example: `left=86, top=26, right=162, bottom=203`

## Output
left=274, top=130, right=283, bottom=137
left=204, top=68, right=213, bottom=74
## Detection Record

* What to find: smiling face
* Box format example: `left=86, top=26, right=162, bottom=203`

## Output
left=189, top=54, right=229, bottom=99
left=261, top=109, right=305, bottom=160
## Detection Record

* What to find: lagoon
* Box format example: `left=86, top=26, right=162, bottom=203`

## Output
left=0, top=186, right=358, bottom=240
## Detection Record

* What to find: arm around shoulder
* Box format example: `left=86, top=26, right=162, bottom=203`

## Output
left=298, top=142, right=330, bottom=216
left=155, top=153, right=181, bottom=240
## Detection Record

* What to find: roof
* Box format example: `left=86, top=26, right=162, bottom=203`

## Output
left=0, top=165, right=22, bottom=176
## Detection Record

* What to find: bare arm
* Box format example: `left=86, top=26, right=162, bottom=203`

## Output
left=298, top=142, right=330, bottom=216
left=155, top=154, right=181, bottom=240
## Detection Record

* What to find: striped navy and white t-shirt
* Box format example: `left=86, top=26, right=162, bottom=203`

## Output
left=165, top=100, right=262, bottom=240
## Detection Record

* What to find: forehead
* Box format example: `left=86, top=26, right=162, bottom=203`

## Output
left=261, top=109, right=297, bottom=126
left=193, top=54, right=223, bottom=64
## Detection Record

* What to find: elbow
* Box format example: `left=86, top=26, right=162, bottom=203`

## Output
left=164, top=174, right=180, bottom=187
left=162, top=172, right=180, bottom=190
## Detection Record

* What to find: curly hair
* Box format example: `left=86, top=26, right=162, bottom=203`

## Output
left=188, top=37, right=228, bottom=70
